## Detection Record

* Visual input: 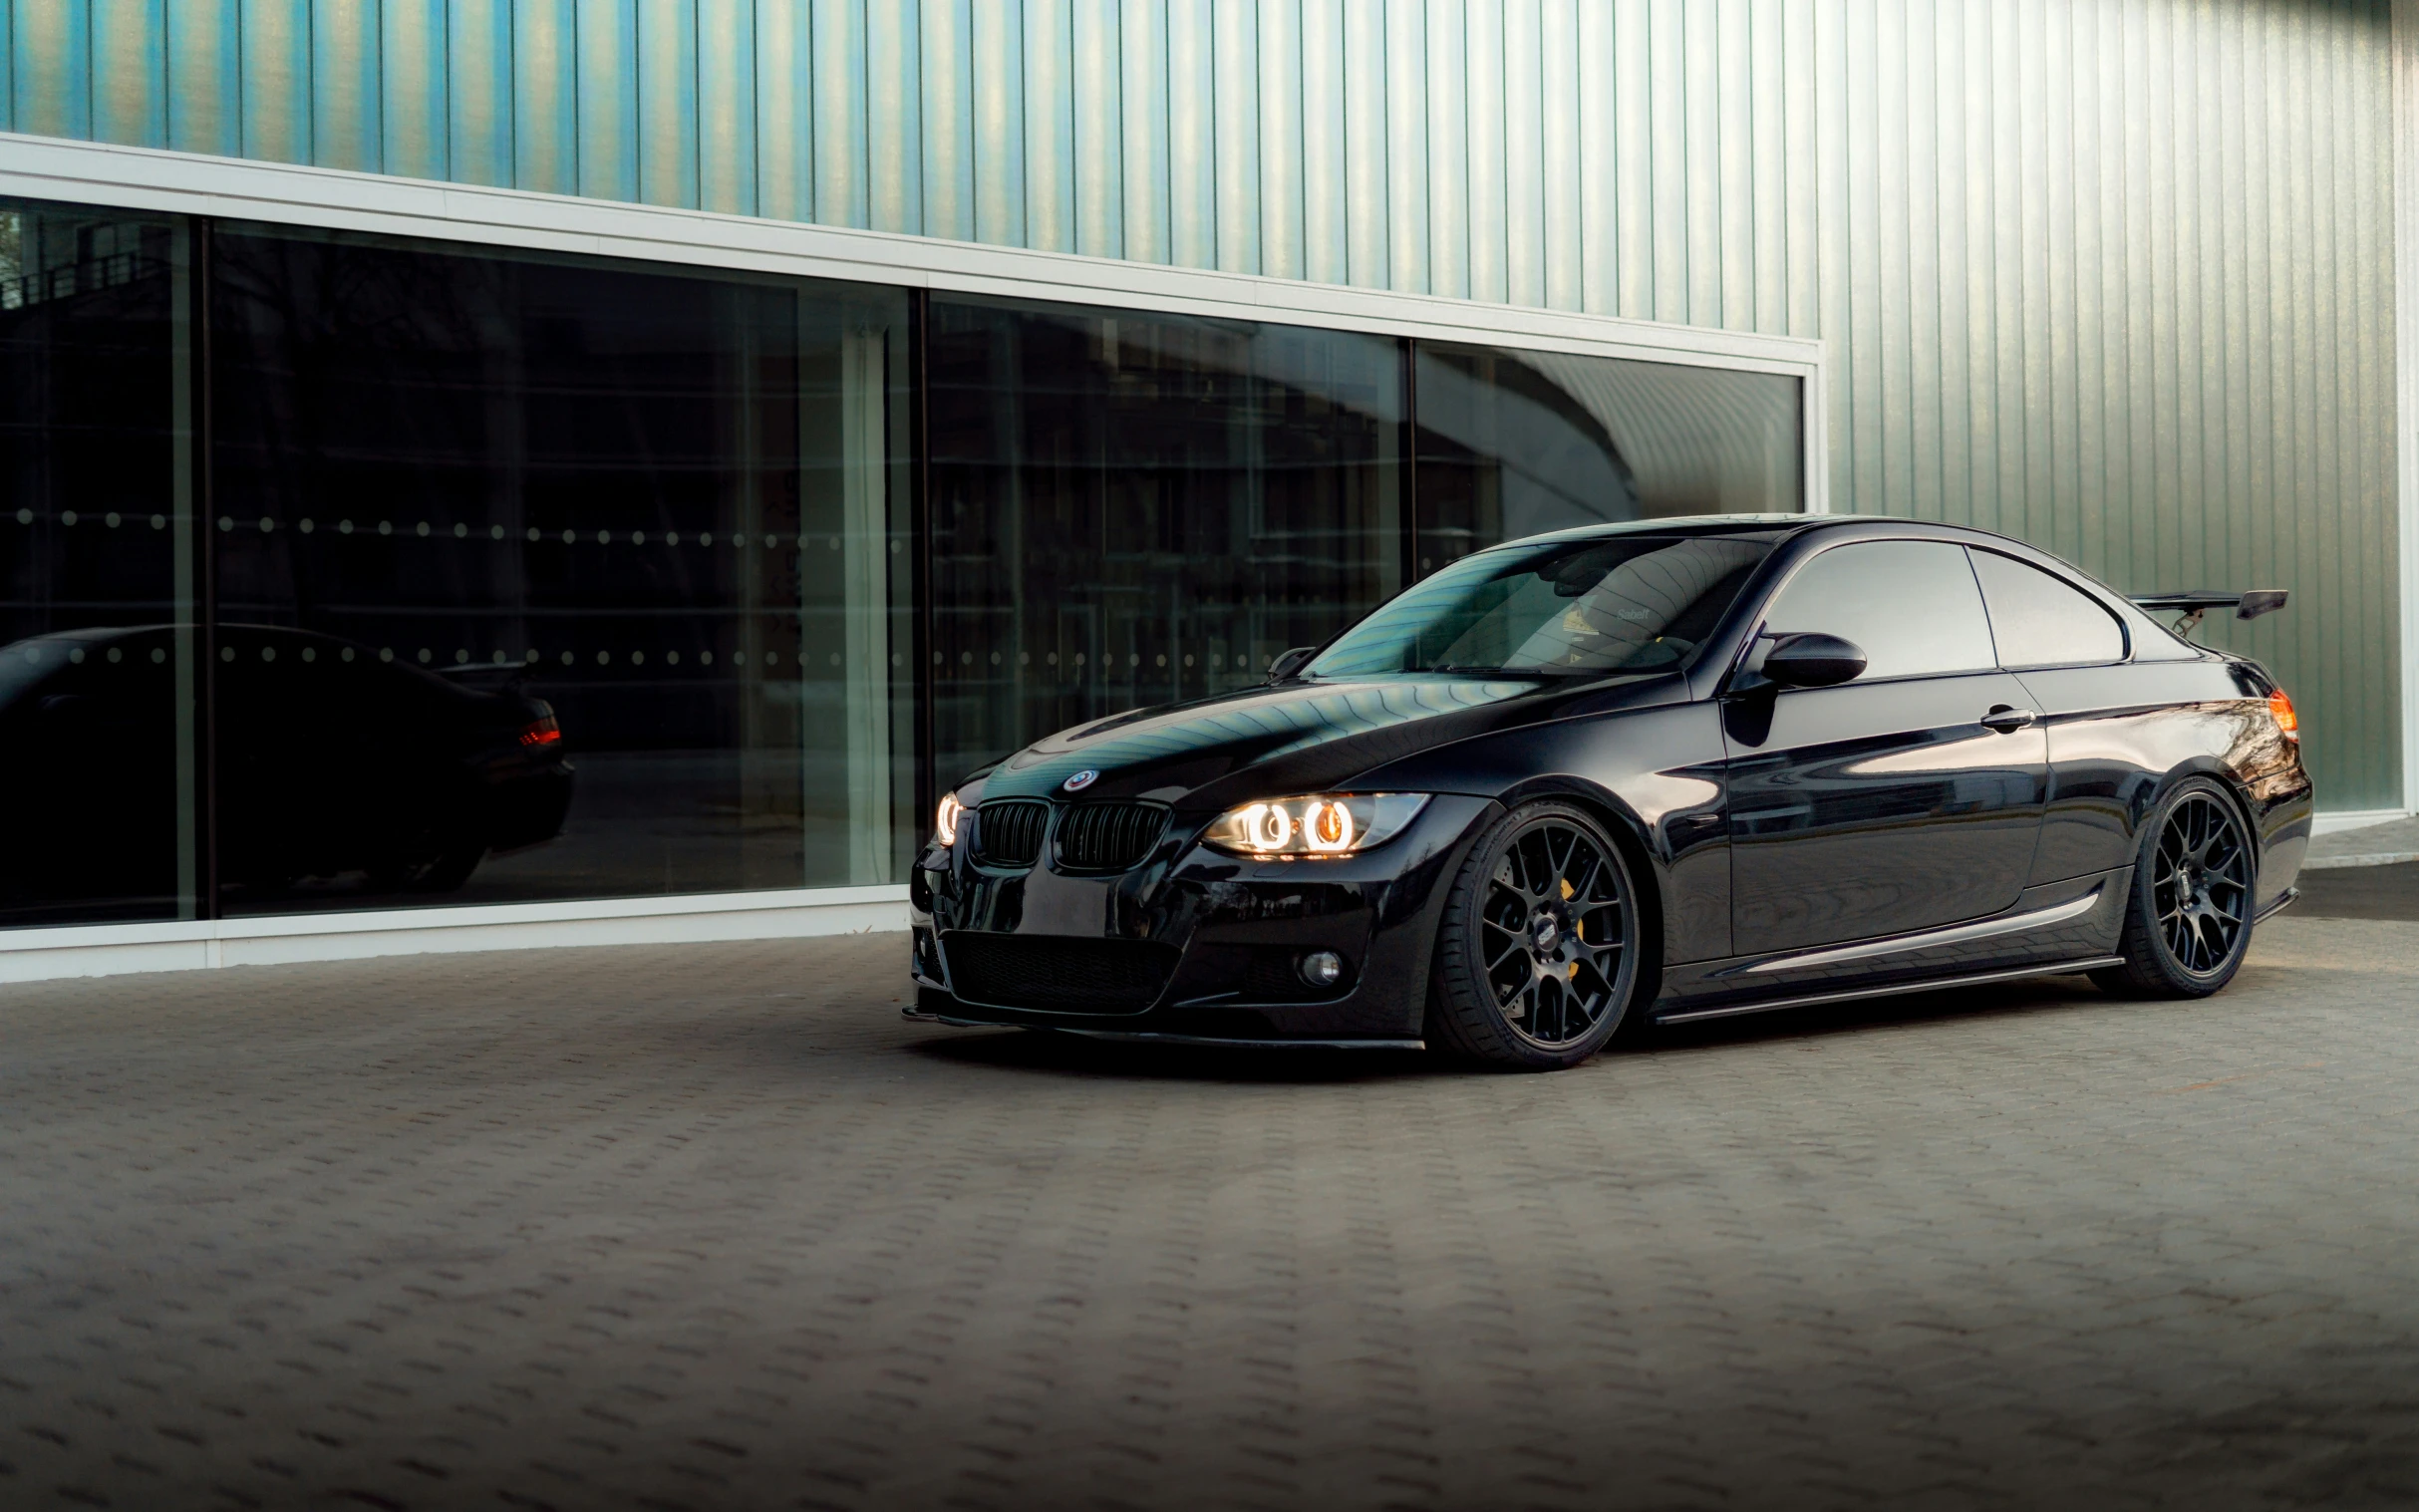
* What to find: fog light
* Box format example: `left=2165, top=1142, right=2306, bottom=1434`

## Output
left=1299, top=951, right=1345, bottom=988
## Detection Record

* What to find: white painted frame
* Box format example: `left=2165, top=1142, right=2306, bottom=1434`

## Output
left=0, top=887, right=908, bottom=985
left=0, top=133, right=1829, bottom=984
left=2397, top=0, right=2419, bottom=817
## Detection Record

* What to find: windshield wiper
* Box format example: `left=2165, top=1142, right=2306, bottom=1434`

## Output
left=1424, top=663, right=1591, bottom=677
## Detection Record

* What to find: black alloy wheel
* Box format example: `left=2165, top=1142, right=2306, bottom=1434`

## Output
left=1430, top=800, right=1645, bottom=1069
left=2093, top=777, right=2257, bottom=998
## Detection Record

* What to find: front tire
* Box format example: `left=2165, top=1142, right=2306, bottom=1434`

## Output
left=2091, top=776, right=2256, bottom=999
left=1428, top=800, right=1648, bottom=1070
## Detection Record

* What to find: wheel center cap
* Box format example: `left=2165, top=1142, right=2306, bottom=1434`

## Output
left=1530, top=914, right=1562, bottom=955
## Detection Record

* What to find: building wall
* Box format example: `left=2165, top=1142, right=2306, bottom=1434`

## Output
left=0, top=0, right=2402, bottom=808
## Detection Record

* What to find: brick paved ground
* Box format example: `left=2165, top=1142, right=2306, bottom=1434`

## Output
left=3, top=919, right=2417, bottom=1511
left=2295, top=860, right=2419, bottom=921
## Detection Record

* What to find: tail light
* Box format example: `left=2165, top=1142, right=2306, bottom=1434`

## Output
left=2267, top=688, right=2298, bottom=743
left=518, top=711, right=562, bottom=750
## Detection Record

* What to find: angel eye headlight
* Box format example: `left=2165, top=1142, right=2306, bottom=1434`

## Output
left=934, top=791, right=965, bottom=847
left=1204, top=793, right=1429, bottom=858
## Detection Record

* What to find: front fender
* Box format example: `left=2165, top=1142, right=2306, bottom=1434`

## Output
left=1350, top=702, right=1733, bottom=965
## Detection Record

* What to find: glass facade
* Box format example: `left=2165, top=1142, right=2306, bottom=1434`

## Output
left=926, top=297, right=1404, bottom=789
left=1414, top=342, right=1803, bottom=574
left=208, top=227, right=912, bottom=912
left=0, top=199, right=198, bottom=927
left=0, top=194, right=1803, bottom=931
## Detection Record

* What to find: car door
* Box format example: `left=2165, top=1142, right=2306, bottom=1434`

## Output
left=1965, top=546, right=2186, bottom=884
left=1723, top=539, right=2049, bottom=954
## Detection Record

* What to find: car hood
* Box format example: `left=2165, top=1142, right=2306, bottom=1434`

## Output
left=974, top=672, right=1673, bottom=811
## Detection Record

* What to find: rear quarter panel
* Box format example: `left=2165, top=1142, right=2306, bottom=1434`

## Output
left=2013, top=659, right=2311, bottom=909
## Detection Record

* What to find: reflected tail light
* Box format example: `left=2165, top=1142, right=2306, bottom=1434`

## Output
left=2267, top=688, right=2299, bottom=743
left=518, top=712, right=562, bottom=749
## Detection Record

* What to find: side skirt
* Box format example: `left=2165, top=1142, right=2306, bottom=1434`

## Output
left=1652, top=956, right=2126, bottom=1027
left=903, top=1006, right=1424, bottom=1051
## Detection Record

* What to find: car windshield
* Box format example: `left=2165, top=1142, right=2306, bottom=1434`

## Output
left=1307, top=534, right=1773, bottom=678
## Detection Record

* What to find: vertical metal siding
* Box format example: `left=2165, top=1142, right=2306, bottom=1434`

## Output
left=1463, top=0, right=1505, bottom=306
left=449, top=0, right=511, bottom=187
left=1341, top=0, right=1385, bottom=287
left=920, top=0, right=971, bottom=240
left=9, top=0, right=2404, bottom=808
left=1165, top=0, right=1213, bottom=269
left=811, top=0, right=866, bottom=229
left=511, top=0, right=574, bottom=195
left=1117, top=0, right=1167, bottom=263
left=1382, top=0, right=1426, bottom=293
left=1499, top=0, right=1543, bottom=308
left=864, top=0, right=916, bottom=233
left=382, top=0, right=447, bottom=180
left=93, top=0, right=162, bottom=150
left=313, top=0, right=381, bottom=172
left=1536, top=0, right=1580, bottom=308
left=1299, top=0, right=1345, bottom=285
left=1212, top=0, right=1258, bottom=275
left=697, top=0, right=752, bottom=216
left=1254, top=0, right=1299, bottom=279
left=1069, top=0, right=1117, bottom=257
left=1583, top=0, right=1621, bottom=315
left=756, top=0, right=809, bottom=223
left=635, top=0, right=695, bottom=211
left=15, top=0, right=92, bottom=144
left=1422, top=0, right=1462, bottom=299
left=166, top=0, right=239, bottom=156
left=970, top=0, right=1023, bottom=247
left=241, top=0, right=306, bottom=163
left=1023, top=0, right=1071, bottom=253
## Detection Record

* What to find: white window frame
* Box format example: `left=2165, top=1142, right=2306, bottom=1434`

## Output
left=0, top=131, right=1829, bottom=981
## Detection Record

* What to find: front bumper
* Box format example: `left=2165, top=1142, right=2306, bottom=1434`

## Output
left=906, top=793, right=1497, bottom=1043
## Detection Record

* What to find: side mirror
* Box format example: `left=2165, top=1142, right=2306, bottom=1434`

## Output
left=1267, top=646, right=1317, bottom=681
left=1760, top=632, right=1867, bottom=689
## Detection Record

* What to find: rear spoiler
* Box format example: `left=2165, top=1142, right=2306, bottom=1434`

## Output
left=2128, top=589, right=2288, bottom=638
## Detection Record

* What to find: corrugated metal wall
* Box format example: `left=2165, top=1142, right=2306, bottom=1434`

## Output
left=1, top=0, right=2402, bottom=807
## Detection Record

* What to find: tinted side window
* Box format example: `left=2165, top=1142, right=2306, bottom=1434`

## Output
left=1967, top=549, right=2128, bottom=668
left=1761, top=540, right=1996, bottom=680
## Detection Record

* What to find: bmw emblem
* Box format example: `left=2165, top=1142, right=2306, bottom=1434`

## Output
left=1062, top=768, right=1099, bottom=792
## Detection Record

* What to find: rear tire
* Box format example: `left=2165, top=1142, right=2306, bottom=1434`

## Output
left=2090, top=776, right=2256, bottom=999
left=1428, top=800, right=1648, bottom=1070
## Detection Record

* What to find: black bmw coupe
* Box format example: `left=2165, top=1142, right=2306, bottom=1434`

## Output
left=908, top=514, right=2312, bottom=1069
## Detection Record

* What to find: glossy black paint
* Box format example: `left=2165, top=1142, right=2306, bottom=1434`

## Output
left=1723, top=669, right=2048, bottom=952
left=908, top=514, right=2314, bottom=1046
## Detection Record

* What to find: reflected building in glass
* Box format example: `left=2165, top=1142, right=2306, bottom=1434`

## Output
left=0, top=192, right=1802, bottom=932
left=0, top=201, right=198, bottom=927
left=927, top=298, right=1409, bottom=789
left=1415, top=343, right=1803, bottom=572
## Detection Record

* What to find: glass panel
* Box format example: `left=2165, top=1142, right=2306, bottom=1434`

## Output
left=209, top=225, right=912, bottom=914
left=1968, top=547, right=2128, bottom=668
left=927, top=297, right=1403, bottom=783
left=0, top=199, right=197, bottom=926
left=1761, top=541, right=1997, bottom=680
left=1311, top=532, right=1773, bottom=679
left=1414, top=342, right=1802, bottom=574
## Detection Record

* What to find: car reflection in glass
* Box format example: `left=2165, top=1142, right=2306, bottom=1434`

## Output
left=0, top=624, right=573, bottom=916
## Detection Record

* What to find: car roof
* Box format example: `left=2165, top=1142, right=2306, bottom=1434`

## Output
left=1488, top=511, right=2053, bottom=555
left=1488, top=514, right=1810, bottom=547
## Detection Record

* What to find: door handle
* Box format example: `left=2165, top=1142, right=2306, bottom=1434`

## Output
left=1980, top=705, right=2038, bottom=733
